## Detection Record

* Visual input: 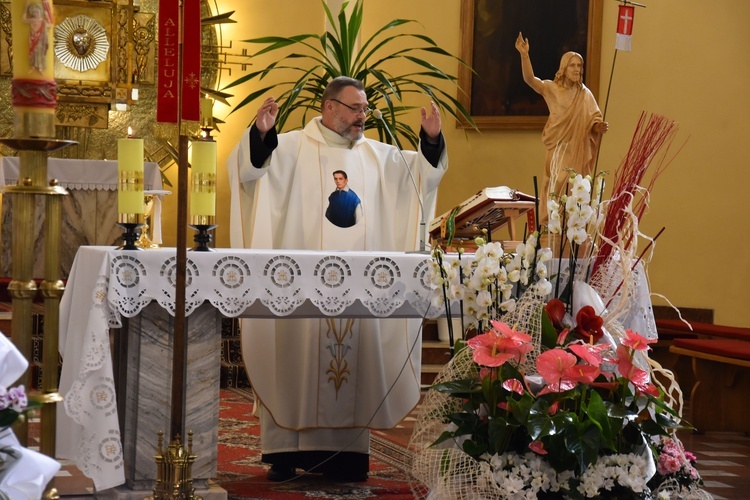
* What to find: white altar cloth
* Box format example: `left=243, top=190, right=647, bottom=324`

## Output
left=56, top=246, right=444, bottom=491
left=0, top=157, right=162, bottom=191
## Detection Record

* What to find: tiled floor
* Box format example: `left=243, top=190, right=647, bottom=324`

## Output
left=677, top=431, right=750, bottom=499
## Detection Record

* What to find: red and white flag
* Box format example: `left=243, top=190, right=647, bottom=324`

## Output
left=615, top=5, right=635, bottom=52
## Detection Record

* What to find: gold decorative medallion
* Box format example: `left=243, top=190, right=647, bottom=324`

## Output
left=54, top=14, right=109, bottom=72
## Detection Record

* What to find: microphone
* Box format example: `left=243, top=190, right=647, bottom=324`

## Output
left=372, top=108, right=427, bottom=253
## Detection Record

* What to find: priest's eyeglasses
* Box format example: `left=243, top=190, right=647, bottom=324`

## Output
left=331, top=98, right=371, bottom=116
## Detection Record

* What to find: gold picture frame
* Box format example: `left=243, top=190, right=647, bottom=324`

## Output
left=457, top=0, right=603, bottom=130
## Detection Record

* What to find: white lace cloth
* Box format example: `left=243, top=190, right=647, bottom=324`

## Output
left=56, top=246, right=444, bottom=491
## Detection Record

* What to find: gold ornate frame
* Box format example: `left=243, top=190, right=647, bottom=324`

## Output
left=457, top=0, right=602, bottom=130
left=0, top=0, right=155, bottom=129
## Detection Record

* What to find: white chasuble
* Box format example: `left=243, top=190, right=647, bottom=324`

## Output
left=227, top=117, right=447, bottom=452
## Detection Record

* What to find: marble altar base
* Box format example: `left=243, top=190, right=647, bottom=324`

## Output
left=112, top=302, right=225, bottom=497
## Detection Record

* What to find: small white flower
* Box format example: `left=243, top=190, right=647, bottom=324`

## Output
left=537, top=247, right=553, bottom=262
left=535, top=278, right=552, bottom=296
left=566, top=226, right=588, bottom=245
left=548, top=217, right=562, bottom=234
left=500, top=299, right=516, bottom=313
left=475, top=289, right=493, bottom=308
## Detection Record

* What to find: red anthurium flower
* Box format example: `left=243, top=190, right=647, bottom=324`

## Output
left=497, top=401, right=509, bottom=411
left=529, top=440, right=548, bottom=455
left=574, top=306, right=604, bottom=344
left=621, top=329, right=657, bottom=351
left=545, top=299, right=566, bottom=330
left=502, top=378, right=525, bottom=395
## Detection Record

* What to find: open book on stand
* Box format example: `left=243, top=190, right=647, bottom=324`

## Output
left=429, top=186, right=537, bottom=251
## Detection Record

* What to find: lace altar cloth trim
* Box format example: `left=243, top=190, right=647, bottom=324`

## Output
left=99, top=248, right=443, bottom=322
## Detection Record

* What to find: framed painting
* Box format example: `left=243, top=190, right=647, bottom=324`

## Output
left=457, top=0, right=602, bottom=129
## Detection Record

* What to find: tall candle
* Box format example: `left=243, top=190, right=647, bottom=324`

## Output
left=200, top=97, right=214, bottom=129
left=189, top=139, right=217, bottom=218
left=118, top=129, right=145, bottom=216
left=10, top=0, right=57, bottom=136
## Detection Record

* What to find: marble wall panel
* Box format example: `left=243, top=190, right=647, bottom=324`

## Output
left=1, top=189, right=122, bottom=279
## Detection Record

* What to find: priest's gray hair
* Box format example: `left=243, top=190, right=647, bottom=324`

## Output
left=321, top=76, right=365, bottom=106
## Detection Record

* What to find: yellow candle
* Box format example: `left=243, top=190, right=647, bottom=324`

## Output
left=189, top=139, right=217, bottom=217
left=200, top=97, right=214, bottom=128
left=11, top=0, right=55, bottom=80
left=118, top=131, right=145, bottom=215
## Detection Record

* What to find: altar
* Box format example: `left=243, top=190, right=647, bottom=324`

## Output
left=0, top=158, right=163, bottom=278
left=56, top=246, right=445, bottom=495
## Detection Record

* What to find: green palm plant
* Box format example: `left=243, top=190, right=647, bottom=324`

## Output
left=223, top=0, right=475, bottom=149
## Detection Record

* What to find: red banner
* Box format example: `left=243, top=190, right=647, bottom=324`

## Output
left=617, top=5, right=635, bottom=35
left=156, top=0, right=179, bottom=122
left=181, top=0, right=201, bottom=121
left=156, top=0, right=200, bottom=122
left=615, top=5, right=635, bottom=52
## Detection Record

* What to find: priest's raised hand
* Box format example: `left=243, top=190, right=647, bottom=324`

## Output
left=420, top=101, right=442, bottom=143
left=255, top=96, right=279, bottom=140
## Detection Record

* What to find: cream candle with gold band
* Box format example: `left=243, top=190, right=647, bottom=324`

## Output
left=190, top=139, right=217, bottom=218
left=118, top=132, right=145, bottom=216
left=11, top=0, right=57, bottom=136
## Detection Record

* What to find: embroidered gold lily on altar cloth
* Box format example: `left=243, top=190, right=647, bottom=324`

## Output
left=410, top=113, right=712, bottom=499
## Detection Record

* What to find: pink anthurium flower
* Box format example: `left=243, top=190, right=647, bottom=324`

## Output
left=621, top=329, right=656, bottom=351
left=564, top=364, right=600, bottom=385
left=529, top=440, right=548, bottom=455
left=537, top=348, right=577, bottom=388
left=548, top=401, right=559, bottom=415
left=502, top=378, right=525, bottom=395
left=468, top=321, right=534, bottom=367
left=568, top=342, right=608, bottom=367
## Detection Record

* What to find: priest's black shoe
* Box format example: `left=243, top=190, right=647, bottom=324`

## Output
left=267, top=464, right=296, bottom=482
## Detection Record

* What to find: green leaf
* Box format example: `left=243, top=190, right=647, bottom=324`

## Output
left=540, top=306, right=560, bottom=348
left=462, top=438, right=487, bottom=459
left=564, top=421, right=602, bottom=473
left=222, top=0, right=477, bottom=144
left=583, top=390, right=617, bottom=451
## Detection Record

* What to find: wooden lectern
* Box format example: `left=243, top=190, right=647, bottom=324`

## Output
left=429, top=186, right=536, bottom=251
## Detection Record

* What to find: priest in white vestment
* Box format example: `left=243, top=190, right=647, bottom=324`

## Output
left=227, top=77, right=448, bottom=482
